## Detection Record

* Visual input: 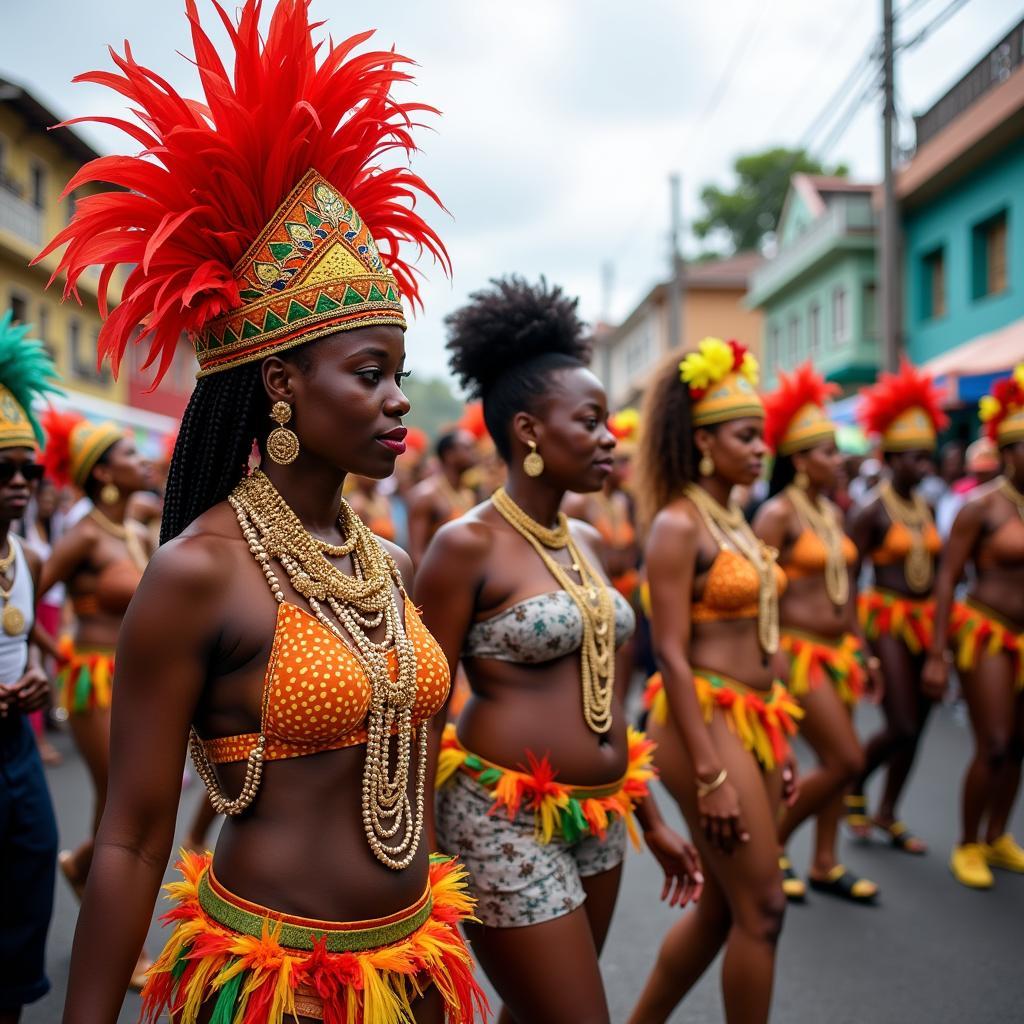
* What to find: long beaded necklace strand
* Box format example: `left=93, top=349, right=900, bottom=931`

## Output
left=878, top=480, right=934, bottom=593
left=190, top=468, right=425, bottom=871
left=88, top=507, right=149, bottom=573
left=685, top=483, right=780, bottom=655
left=785, top=485, right=850, bottom=607
left=492, top=487, right=616, bottom=734
left=998, top=475, right=1024, bottom=524
left=0, top=539, right=22, bottom=637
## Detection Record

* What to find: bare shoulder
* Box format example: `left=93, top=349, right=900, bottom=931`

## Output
left=650, top=497, right=699, bottom=545
left=752, top=492, right=792, bottom=530
left=377, top=538, right=414, bottom=588
left=561, top=492, right=589, bottom=519
left=427, top=508, right=495, bottom=563
left=568, top=516, right=603, bottom=550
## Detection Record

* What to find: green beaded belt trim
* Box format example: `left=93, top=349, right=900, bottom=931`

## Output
left=197, top=869, right=433, bottom=952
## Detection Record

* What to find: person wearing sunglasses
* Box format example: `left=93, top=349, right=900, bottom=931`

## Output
left=0, top=312, right=62, bottom=1024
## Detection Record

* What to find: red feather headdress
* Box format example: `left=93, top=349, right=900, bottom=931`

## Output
left=858, top=359, right=947, bottom=452
left=41, top=409, right=124, bottom=489
left=763, top=363, right=838, bottom=455
left=35, top=0, right=449, bottom=386
left=979, top=364, right=1024, bottom=445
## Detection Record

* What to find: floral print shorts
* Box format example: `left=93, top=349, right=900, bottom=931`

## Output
left=436, top=771, right=627, bottom=928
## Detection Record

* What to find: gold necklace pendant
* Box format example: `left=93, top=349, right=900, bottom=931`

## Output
left=1, top=600, right=24, bottom=636
left=786, top=485, right=850, bottom=608
left=879, top=481, right=934, bottom=594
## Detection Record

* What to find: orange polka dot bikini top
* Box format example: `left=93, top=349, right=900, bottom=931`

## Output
left=691, top=549, right=788, bottom=623
left=872, top=521, right=942, bottom=566
left=201, top=596, right=450, bottom=765
left=783, top=530, right=858, bottom=580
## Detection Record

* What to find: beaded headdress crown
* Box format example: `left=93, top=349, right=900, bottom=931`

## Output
left=858, top=359, right=947, bottom=453
left=979, top=364, right=1024, bottom=447
left=36, top=0, right=448, bottom=384
left=0, top=311, right=63, bottom=452
left=679, top=337, right=762, bottom=427
left=41, top=410, right=124, bottom=489
left=763, top=363, right=838, bottom=456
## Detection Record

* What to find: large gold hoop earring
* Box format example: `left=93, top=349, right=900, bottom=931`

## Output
left=523, top=440, right=545, bottom=478
left=267, top=401, right=299, bottom=465
left=794, top=470, right=810, bottom=490
left=699, top=452, right=715, bottom=478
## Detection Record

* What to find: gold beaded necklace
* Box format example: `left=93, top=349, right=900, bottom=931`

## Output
left=192, top=469, right=425, bottom=871
left=878, top=480, right=934, bottom=593
left=492, top=487, right=615, bottom=734
left=88, top=507, right=148, bottom=573
left=785, top=485, right=850, bottom=607
left=685, top=483, right=780, bottom=655
left=0, top=538, right=23, bottom=637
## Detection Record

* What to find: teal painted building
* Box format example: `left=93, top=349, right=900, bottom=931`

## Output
left=746, top=175, right=880, bottom=391
left=899, top=17, right=1024, bottom=402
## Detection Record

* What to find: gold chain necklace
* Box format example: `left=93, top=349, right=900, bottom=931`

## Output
left=193, top=469, right=425, bottom=871
left=997, top=476, right=1024, bottom=524
left=0, top=540, right=15, bottom=576
left=492, top=487, right=615, bottom=734
left=878, top=481, right=934, bottom=593
left=0, top=537, right=23, bottom=637
left=88, top=507, right=148, bottom=573
left=785, top=485, right=850, bottom=607
left=685, top=484, right=780, bottom=655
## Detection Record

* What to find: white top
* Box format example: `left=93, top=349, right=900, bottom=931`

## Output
left=0, top=535, right=33, bottom=685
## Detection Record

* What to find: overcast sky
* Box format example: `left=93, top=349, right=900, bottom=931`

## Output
left=4, top=0, right=1021, bottom=386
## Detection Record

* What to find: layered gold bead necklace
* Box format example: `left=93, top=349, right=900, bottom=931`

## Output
left=492, top=487, right=615, bottom=734
left=785, top=484, right=850, bottom=608
left=878, top=480, right=934, bottom=593
left=191, top=469, right=425, bottom=871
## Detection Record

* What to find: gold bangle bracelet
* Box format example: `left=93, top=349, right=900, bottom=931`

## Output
left=697, top=768, right=728, bottom=799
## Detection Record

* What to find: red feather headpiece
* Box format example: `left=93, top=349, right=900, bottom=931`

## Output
left=41, top=409, right=124, bottom=489
left=458, top=402, right=489, bottom=443
left=763, top=363, right=838, bottom=455
left=858, top=359, right=947, bottom=452
left=36, top=0, right=448, bottom=385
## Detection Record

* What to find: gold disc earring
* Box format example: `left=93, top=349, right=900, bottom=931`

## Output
left=794, top=470, right=810, bottom=490
left=523, top=440, right=545, bottom=478
left=699, top=452, right=715, bottom=478
left=99, top=483, right=120, bottom=504
left=267, top=401, right=300, bottom=465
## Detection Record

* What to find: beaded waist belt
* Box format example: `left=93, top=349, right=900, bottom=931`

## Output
left=858, top=587, right=935, bottom=652
left=779, top=630, right=866, bottom=705
left=199, top=865, right=432, bottom=952
left=950, top=598, right=1024, bottom=690
left=437, top=723, right=655, bottom=847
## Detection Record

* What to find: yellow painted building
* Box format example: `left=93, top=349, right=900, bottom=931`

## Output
left=0, top=76, right=124, bottom=404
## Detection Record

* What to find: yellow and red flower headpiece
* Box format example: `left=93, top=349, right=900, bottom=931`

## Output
left=763, top=363, right=838, bottom=456
left=858, top=359, right=947, bottom=452
left=979, top=364, right=1024, bottom=446
left=679, top=338, right=762, bottom=427
left=609, top=408, right=640, bottom=453
left=36, top=0, right=448, bottom=384
left=41, top=410, right=124, bottom=490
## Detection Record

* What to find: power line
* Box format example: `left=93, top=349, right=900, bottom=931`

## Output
left=897, top=0, right=973, bottom=51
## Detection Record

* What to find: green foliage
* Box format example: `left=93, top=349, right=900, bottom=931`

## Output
left=402, top=374, right=463, bottom=442
left=693, top=147, right=849, bottom=254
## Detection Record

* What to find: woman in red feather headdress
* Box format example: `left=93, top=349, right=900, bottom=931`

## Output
left=46, top=4, right=487, bottom=1022
left=753, top=364, right=880, bottom=904
left=845, top=360, right=946, bottom=857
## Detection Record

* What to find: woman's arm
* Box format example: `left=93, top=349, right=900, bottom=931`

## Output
left=63, top=537, right=223, bottom=1023
left=38, top=522, right=94, bottom=596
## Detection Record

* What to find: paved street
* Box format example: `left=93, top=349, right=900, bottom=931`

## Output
left=27, top=700, right=1024, bottom=1024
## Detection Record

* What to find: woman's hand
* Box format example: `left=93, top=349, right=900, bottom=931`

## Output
left=8, top=666, right=50, bottom=714
left=644, top=821, right=704, bottom=907
left=864, top=660, right=885, bottom=704
left=781, top=755, right=799, bottom=808
left=698, top=776, right=748, bottom=854
left=921, top=652, right=949, bottom=701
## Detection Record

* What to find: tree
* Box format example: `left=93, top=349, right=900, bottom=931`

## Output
left=693, top=147, right=849, bottom=255
left=402, top=374, right=463, bottom=442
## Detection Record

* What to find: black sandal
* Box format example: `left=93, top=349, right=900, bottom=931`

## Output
left=779, top=855, right=806, bottom=902
left=876, top=820, right=927, bottom=855
left=808, top=865, right=879, bottom=903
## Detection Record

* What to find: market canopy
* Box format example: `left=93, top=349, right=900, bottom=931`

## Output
left=923, top=317, right=1024, bottom=403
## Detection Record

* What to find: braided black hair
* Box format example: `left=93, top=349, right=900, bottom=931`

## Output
left=160, top=361, right=264, bottom=544
left=445, top=276, right=588, bottom=461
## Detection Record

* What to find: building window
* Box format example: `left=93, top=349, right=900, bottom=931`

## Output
left=624, top=324, right=653, bottom=380
left=920, top=248, right=945, bottom=320
left=808, top=303, right=821, bottom=359
left=69, top=319, right=108, bottom=384
left=864, top=283, right=879, bottom=336
left=9, top=292, right=28, bottom=325
left=787, top=316, right=800, bottom=367
left=972, top=210, right=1008, bottom=300
left=37, top=303, right=54, bottom=360
left=29, top=162, right=46, bottom=210
left=832, top=287, right=849, bottom=347
left=767, top=325, right=780, bottom=371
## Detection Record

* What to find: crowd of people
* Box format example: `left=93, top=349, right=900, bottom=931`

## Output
left=1, top=3, right=1022, bottom=1024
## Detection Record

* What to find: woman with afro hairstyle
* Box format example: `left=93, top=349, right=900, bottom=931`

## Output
left=419, top=276, right=702, bottom=1024
left=628, top=339, right=800, bottom=1024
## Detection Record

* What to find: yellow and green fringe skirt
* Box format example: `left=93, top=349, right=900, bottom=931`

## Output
left=950, top=598, right=1024, bottom=690
left=644, top=671, right=802, bottom=772
left=780, top=630, right=866, bottom=706
left=140, top=851, right=488, bottom=1024
left=55, top=637, right=114, bottom=713
left=437, top=723, right=655, bottom=849
left=858, top=587, right=935, bottom=654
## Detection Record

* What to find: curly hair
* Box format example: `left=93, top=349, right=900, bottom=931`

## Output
left=445, top=276, right=588, bottom=460
left=635, top=350, right=708, bottom=527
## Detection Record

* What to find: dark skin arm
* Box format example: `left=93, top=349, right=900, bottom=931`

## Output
left=647, top=503, right=749, bottom=852
left=0, top=546, right=49, bottom=716
left=845, top=498, right=887, bottom=700
left=62, top=536, right=224, bottom=1023
left=38, top=519, right=94, bottom=597
left=406, top=485, right=439, bottom=567
left=922, top=497, right=982, bottom=697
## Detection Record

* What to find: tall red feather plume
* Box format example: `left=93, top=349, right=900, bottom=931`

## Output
left=858, top=358, right=948, bottom=439
left=40, top=408, right=85, bottom=488
left=983, top=375, right=1024, bottom=442
left=34, top=0, right=449, bottom=387
left=763, top=362, right=838, bottom=454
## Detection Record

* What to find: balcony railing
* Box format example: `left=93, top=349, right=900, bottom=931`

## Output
left=0, top=185, right=42, bottom=247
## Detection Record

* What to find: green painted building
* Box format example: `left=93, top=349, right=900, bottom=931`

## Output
left=746, top=175, right=879, bottom=391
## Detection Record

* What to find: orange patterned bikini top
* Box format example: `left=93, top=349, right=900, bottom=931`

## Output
left=201, top=596, right=450, bottom=765
left=872, top=521, right=942, bottom=566
left=691, top=549, right=788, bottom=623
left=71, top=559, right=143, bottom=617
left=784, top=530, right=858, bottom=580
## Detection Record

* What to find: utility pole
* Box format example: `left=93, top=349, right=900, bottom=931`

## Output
left=668, top=174, right=685, bottom=352
left=880, top=0, right=899, bottom=372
